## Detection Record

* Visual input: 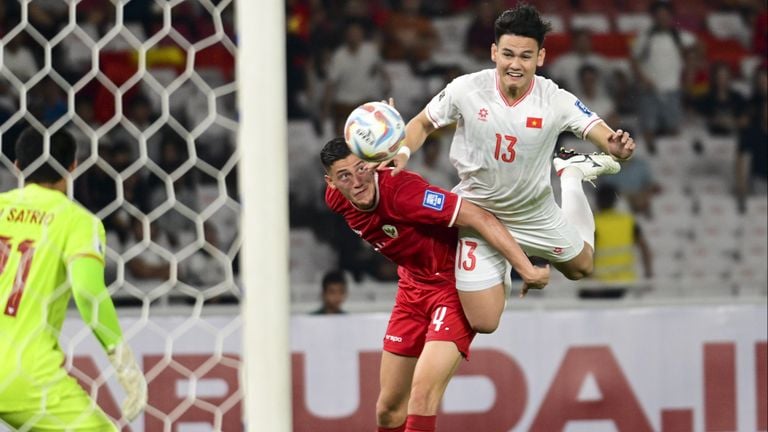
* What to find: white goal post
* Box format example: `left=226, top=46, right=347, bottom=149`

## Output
left=236, top=1, right=291, bottom=431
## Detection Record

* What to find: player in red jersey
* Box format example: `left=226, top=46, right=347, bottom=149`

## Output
left=321, top=138, right=549, bottom=432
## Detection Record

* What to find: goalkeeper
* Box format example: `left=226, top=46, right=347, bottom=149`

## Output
left=0, top=128, right=146, bottom=430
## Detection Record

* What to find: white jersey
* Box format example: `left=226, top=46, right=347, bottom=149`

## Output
left=425, top=69, right=602, bottom=226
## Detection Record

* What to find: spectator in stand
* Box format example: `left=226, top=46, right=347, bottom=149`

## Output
left=27, top=1, right=66, bottom=39
left=573, top=64, right=620, bottom=128
left=322, top=20, right=390, bottom=135
left=695, top=62, right=745, bottom=136
left=286, top=0, right=311, bottom=119
left=751, top=0, right=767, bottom=56
left=123, top=217, right=172, bottom=283
left=740, top=63, right=768, bottom=128
left=0, top=79, right=17, bottom=124
left=607, top=68, right=639, bottom=119
left=311, top=270, right=349, bottom=315
left=681, top=40, right=710, bottom=112
left=0, top=2, right=20, bottom=37
left=75, top=140, right=140, bottom=242
left=598, top=155, right=660, bottom=219
left=3, top=34, right=39, bottom=82
left=630, top=1, right=696, bottom=154
left=735, top=66, right=768, bottom=211
left=147, top=132, right=199, bottom=242
left=32, top=78, right=67, bottom=125
left=409, top=135, right=458, bottom=191
left=464, top=1, right=499, bottom=72
left=586, top=185, right=653, bottom=298
left=547, top=28, right=609, bottom=94
left=381, top=0, right=439, bottom=65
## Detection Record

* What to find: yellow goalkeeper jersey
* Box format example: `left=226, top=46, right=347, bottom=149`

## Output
left=0, top=183, right=106, bottom=409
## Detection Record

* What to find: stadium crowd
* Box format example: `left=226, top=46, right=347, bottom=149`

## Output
left=0, top=0, right=765, bottom=305
left=0, top=0, right=238, bottom=304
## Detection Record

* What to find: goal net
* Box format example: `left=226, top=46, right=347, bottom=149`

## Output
left=0, top=0, right=257, bottom=430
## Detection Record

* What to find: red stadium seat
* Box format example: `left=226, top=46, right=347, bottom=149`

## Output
left=700, top=33, right=749, bottom=76
left=591, top=33, right=631, bottom=58
left=543, top=33, right=571, bottom=63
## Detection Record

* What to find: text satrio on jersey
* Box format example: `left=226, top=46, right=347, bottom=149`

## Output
left=0, top=207, right=55, bottom=226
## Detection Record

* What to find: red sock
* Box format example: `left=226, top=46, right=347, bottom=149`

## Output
left=405, top=414, right=436, bottom=432
left=377, top=425, right=405, bottom=432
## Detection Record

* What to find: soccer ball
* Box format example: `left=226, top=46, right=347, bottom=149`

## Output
left=344, top=101, right=405, bottom=162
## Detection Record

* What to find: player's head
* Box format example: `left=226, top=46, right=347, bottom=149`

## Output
left=492, top=3, right=550, bottom=96
left=321, top=137, right=377, bottom=210
left=14, top=127, right=77, bottom=184
left=320, top=270, right=348, bottom=314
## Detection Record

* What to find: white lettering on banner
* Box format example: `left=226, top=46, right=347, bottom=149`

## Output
left=58, top=305, right=767, bottom=431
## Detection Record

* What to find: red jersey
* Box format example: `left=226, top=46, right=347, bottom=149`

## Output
left=326, top=169, right=462, bottom=285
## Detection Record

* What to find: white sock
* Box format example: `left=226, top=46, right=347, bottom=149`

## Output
left=560, top=167, right=594, bottom=248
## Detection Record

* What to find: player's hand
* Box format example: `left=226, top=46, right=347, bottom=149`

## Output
left=108, top=343, right=148, bottom=422
left=519, top=264, right=550, bottom=298
left=365, top=143, right=410, bottom=175
left=607, top=128, right=635, bottom=161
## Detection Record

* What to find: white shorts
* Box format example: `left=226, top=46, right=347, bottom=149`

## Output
left=455, top=220, right=584, bottom=292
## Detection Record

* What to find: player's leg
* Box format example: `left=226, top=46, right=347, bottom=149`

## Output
left=456, top=285, right=505, bottom=333
left=377, top=290, right=429, bottom=431
left=1, top=375, right=118, bottom=431
left=376, top=351, right=417, bottom=431
left=405, top=289, right=475, bottom=432
left=455, top=231, right=509, bottom=333
left=552, top=149, right=620, bottom=279
left=405, top=341, right=462, bottom=432
left=551, top=243, right=595, bottom=280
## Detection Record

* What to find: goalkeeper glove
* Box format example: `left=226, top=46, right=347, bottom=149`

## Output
left=108, top=343, right=148, bottom=421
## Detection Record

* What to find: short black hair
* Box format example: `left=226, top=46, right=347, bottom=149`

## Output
left=578, top=63, right=600, bottom=79
left=321, top=270, right=347, bottom=293
left=15, top=127, right=77, bottom=183
left=320, top=137, right=352, bottom=171
left=649, top=1, right=674, bottom=15
left=494, top=3, right=552, bottom=48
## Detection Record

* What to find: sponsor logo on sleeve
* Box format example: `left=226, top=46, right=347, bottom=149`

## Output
left=438, top=90, right=446, bottom=101
left=574, top=99, right=592, bottom=116
left=422, top=190, right=445, bottom=211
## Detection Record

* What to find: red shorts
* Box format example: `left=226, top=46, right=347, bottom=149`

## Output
left=383, top=275, right=476, bottom=359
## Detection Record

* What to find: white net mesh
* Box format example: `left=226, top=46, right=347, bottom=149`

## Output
left=1, top=1, right=242, bottom=430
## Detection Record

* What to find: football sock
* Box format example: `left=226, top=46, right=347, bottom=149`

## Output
left=560, top=167, right=595, bottom=248
left=405, top=414, right=436, bottom=432
left=378, top=425, right=406, bottom=432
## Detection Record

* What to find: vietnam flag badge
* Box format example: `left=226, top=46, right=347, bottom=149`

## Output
left=526, top=117, right=543, bottom=128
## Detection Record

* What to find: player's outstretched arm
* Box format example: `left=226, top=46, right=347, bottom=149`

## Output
left=383, top=109, right=437, bottom=176
left=70, top=257, right=147, bottom=421
left=586, top=122, right=635, bottom=161
left=453, top=200, right=550, bottom=296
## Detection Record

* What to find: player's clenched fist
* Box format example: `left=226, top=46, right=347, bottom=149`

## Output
left=108, top=343, right=148, bottom=421
left=607, top=128, right=635, bottom=160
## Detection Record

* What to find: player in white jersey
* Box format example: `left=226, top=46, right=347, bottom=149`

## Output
left=380, top=3, right=636, bottom=333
